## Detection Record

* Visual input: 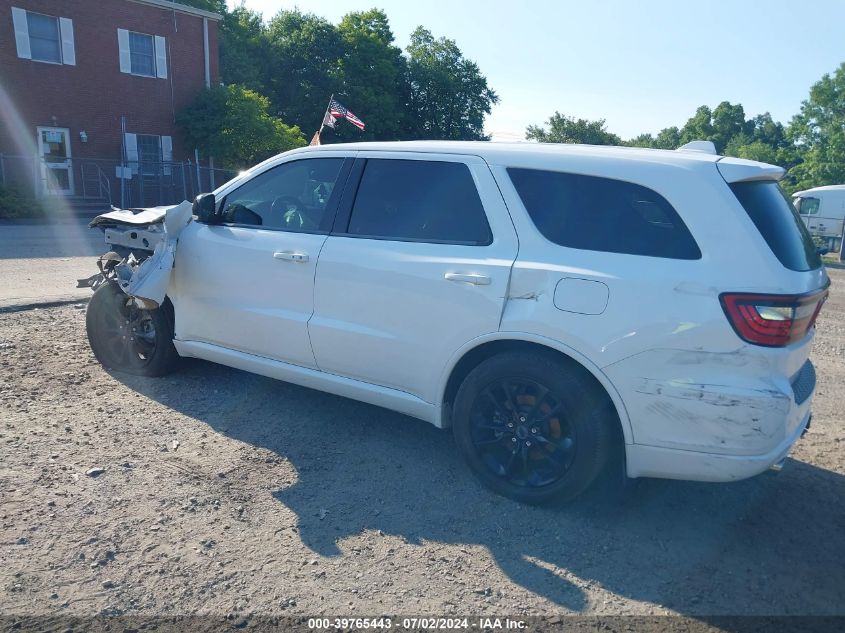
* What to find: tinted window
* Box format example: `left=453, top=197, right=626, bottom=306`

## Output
left=730, top=181, right=821, bottom=272
left=347, top=160, right=492, bottom=245
left=221, top=158, right=344, bottom=232
left=508, top=169, right=701, bottom=259
left=28, top=12, right=61, bottom=63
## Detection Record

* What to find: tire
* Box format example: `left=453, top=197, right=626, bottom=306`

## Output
left=452, top=351, right=616, bottom=505
left=86, top=282, right=179, bottom=377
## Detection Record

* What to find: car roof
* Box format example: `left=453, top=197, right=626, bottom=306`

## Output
left=793, top=184, right=845, bottom=196
left=293, top=140, right=726, bottom=167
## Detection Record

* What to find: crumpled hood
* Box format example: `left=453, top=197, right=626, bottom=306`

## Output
left=92, top=201, right=194, bottom=306
left=89, top=205, right=174, bottom=228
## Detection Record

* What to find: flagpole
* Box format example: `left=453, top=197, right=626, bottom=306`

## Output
left=311, top=94, right=334, bottom=146
left=319, top=93, right=334, bottom=136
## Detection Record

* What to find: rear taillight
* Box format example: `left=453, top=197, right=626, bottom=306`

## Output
left=720, top=289, right=828, bottom=347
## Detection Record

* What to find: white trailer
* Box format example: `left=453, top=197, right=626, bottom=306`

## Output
left=793, top=184, right=845, bottom=252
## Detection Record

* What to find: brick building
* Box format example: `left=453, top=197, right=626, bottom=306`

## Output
left=0, top=0, right=222, bottom=207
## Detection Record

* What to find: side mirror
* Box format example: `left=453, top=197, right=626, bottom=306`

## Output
left=193, top=193, right=219, bottom=224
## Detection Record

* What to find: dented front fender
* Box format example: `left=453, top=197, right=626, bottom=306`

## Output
left=87, top=200, right=193, bottom=307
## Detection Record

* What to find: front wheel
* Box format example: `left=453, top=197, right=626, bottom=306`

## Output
left=452, top=351, right=616, bottom=505
left=85, top=282, right=179, bottom=376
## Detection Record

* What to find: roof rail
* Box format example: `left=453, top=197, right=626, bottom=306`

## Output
left=677, top=140, right=717, bottom=155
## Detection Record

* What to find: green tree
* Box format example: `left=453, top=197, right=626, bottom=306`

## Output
left=710, top=101, right=749, bottom=153
left=748, top=113, right=788, bottom=148
left=625, top=126, right=681, bottom=149
left=264, top=10, right=345, bottom=135
left=404, top=27, right=498, bottom=140
left=219, top=6, right=271, bottom=94
left=787, top=62, right=845, bottom=191
left=652, top=126, right=682, bottom=149
left=679, top=105, right=715, bottom=147
left=176, top=84, right=306, bottom=168
left=526, top=113, right=622, bottom=145
left=331, top=9, right=407, bottom=141
left=626, top=133, right=656, bottom=148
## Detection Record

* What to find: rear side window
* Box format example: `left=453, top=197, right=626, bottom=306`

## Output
left=507, top=169, right=701, bottom=259
left=730, top=181, right=821, bottom=272
left=347, top=159, right=492, bottom=245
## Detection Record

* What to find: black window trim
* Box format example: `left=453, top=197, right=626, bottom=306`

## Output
left=330, top=157, right=495, bottom=247
left=507, top=167, right=702, bottom=261
left=215, top=156, right=353, bottom=235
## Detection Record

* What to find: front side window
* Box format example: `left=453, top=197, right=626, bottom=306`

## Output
left=221, top=158, right=345, bottom=232
left=27, top=12, right=61, bottom=63
left=508, top=168, right=701, bottom=260
left=796, top=197, right=820, bottom=215
left=129, top=31, right=155, bottom=76
left=346, top=159, right=492, bottom=245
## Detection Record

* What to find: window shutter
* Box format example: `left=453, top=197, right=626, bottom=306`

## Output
left=161, top=135, right=173, bottom=175
left=11, top=7, right=32, bottom=60
left=154, top=36, right=167, bottom=79
left=124, top=133, right=138, bottom=175
left=59, top=18, right=75, bottom=65
left=117, top=29, right=130, bottom=73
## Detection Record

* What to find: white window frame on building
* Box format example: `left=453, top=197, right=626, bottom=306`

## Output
left=36, top=126, right=74, bottom=196
left=11, top=7, right=75, bottom=65
left=124, top=133, right=173, bottom=176
left=117, top=29, right=167, bottom=79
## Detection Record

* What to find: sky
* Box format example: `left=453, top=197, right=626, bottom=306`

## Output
left=226, top=0, right=845, bottom=141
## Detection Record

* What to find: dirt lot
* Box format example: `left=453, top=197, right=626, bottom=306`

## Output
left=1, top=269, right=844, bottom=621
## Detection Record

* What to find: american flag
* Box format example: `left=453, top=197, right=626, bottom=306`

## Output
left=329, top=99, right=365, bottom=131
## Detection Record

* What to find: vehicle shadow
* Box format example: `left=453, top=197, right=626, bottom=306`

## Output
left=118, top=359, right=845, bottom=615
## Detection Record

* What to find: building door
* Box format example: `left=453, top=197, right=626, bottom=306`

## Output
left=37, top=127, right=73, bottom=195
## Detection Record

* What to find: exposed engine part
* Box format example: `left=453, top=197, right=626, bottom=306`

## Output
left=83, top=200, right=193, bottom=307
left=104, top=225, right=164, bottom=253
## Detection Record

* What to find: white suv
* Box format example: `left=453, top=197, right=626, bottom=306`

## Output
left=83, top=141, right=829, bottom=505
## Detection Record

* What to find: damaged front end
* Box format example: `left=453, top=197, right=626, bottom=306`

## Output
left=77, top=201, right=193, bottom=309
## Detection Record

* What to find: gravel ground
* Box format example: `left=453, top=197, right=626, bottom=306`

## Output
left=1, top=270, right=844, bottom=621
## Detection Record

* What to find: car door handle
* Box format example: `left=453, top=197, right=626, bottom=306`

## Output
left=273, top=251, right=309, bottom=263
left=444, top=272, right=491, bottom=286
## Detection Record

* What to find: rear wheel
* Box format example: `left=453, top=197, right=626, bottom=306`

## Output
left=86, top=282, right=179, bottom=376
left=452, top=351, right=616, bottom=505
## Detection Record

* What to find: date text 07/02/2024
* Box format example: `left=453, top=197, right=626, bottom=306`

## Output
left=307, top=617, right=528, bottom=630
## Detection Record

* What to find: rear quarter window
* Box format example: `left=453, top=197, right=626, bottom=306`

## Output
left=730, top=181, right=821, bottom=272
left=507, top=168, right=701, bottom=260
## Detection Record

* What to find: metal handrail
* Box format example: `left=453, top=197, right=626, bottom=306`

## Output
left=95, top=162, right=112, bottom=207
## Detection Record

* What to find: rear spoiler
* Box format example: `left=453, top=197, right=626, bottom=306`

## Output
left=717, top=156, right=785, bottom=183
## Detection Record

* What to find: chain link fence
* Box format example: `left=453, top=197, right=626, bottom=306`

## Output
left=0, top=153, right=236, bottom=209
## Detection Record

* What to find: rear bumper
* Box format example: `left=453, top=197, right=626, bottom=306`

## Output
left=625, top=408, right=811, bottom=482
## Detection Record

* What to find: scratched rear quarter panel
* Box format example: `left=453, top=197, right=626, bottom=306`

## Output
left=492, top=157, right=826, bottom=456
